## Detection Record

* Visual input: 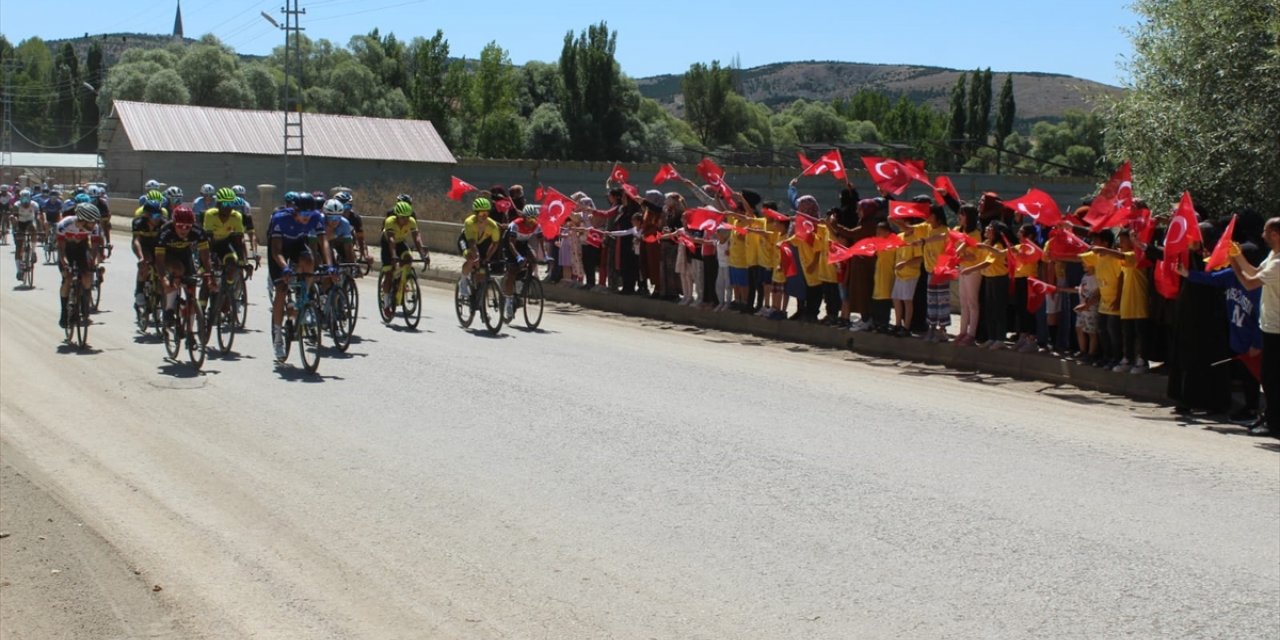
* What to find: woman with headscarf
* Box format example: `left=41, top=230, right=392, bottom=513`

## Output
left=1159, top=220, right=1233, bottom=415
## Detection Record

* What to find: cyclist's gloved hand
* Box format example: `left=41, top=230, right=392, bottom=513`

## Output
left=325, top=264, right=337, bottom=275
left=281, top=265, right=293, bottom=277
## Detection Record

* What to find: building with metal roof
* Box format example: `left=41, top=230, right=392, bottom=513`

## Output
left=100, top=100, right=455, bottom=195
left=0, top=153, right=104, bottom=188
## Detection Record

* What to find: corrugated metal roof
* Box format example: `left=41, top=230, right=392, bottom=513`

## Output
left=111, top=101, right=456, bottom=165
left=4, top=152, right=102, bottom=169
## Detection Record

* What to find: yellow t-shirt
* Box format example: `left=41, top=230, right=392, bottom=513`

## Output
left=794, top=231, right=822, bottom=287
left=894, top=233, right=922, bottom=279
left=1120, top=251, right=1151, bottom=320
left=873, top=242, right=897, bottom=300
left=910, top=222, right=948, bottom=271
left=980, top=244, right=1009, bottom=277
left=1081, top=251, right=1123, bottom=316
left=756, top=228, right=781, bottom=270
left=744, top=217, right=767, bottom=268
left=816, top=226, right=839, bottom=284
left=727, top=220, right=750, bottom=269
left=134, top=205, right=169, bottom=219
left=955, top=229, right=985, bottom=268
left=202, top=209, right=245, bottom=243
left=1014, top=244, right=1040, bottom=279
left=1043, top=238, right=1069, bottom=281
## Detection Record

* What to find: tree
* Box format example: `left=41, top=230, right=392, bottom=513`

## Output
left=471, top=41, right=522, bottom=157
left=994, top=74, right=1016, bottom=172
left=525, top=103, right=571, bottom=159
left=1106, top=0, right=1280, bottom=213
left=947, top=73, right=967, bottom=169
left=558, top=22, right=627, bottom=160
left=408, top=31, right=452, bottom=131
left=515, top=61, right=560, bottom=118
left=51, top=43, right=81, bottom=147
left=682, top=60, right=738, bottom=147
left=976, top=68, right=993, bottom=145
left=240, top=64, right=278, bottom=109
left=178, top=39, right=241, bottom=106
left=143, top=68, right=190, bottom=105
left=81, top=42, right=104, bottom=151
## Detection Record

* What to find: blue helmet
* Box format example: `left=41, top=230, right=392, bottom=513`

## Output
left=294, top=192, right=316, bottom=211
left=74, top=193, right=92, bottom=204
left=283, top=191, right=298, bottom=204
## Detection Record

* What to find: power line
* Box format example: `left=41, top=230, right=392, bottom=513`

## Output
left=307, top=0, right=426, bottom=23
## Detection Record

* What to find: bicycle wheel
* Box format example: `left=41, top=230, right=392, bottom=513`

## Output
left=298, top=301, right=322, bottom=373
left=377, top=271, right=395, bottom=322
left=163, top=300, right=182, bottom=360
left=454, top=279, right=475, bottom=328
left=63, top=285, right=78, bottom=344
left=480, top=279, right=504, bottom=335
left=214, top=290, right=237, bottom=353
left=328, top=289, right=351, bottom=352
left=186, top=303, right=207, bottom=370
left=402, top=274, right=422, bottom=329
left=43, top=237, right=55, bottom=264
left=21, top=238, right=35, bottom=288
left=90, top=273, right=102, bottom=312
left=522, top=277, right=544, bottom=329
left=341, top=277, right=359, bottom=336
left=234, top=277, right=248, bottom=329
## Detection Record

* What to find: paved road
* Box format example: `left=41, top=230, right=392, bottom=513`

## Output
left=1, top=245, right=1277, bottom=639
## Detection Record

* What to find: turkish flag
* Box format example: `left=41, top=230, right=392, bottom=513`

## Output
left=652, top=163, right=680, bottom=185
left=779, top=242, right=798, bottom=277
left=861, top=157, right=914, bottom=195
left=1005, top=188, right=1063, bottom=227
left=696, top=157, right=726, bottom=187
left=801, top=150, right=848, bottom=181
left=1237, top=352, right=1262, bottom=382
left=1084, top=161, right=1134, bottom=230
left=948, top=229, right=978, bottom=248
left=1163, top=191, right=1202, bottom=259
left=610, top=162, right=630, bottom=184
left=794, top=213, right=820, bottom=244
left=933, top=175, right=960, bottom=206
left=1047, top=227, right=1090, bottom=259
left=844, top=237, right=887, bottom=258
left=621, top=184, right=640, bottom=201
left=887, top=200, right=932, bottom=222
left=1205, top=214, right=1237, bottom=271
left=797, top=151, right=814, bottom=170
left=534, top=185, right=544, bottom=201
left=762, top=207, right=790, bottom=223
left=685, top=207, right=726, bottom=232
left=827, top=240, right=857, bottom=264
left=902, top=159, right=930, bottom=186
left=676, top=233, right=698, bottom=253
left=930, top=234, right=964, bottom=285
left=1154, top=256, right=1182, bottom=299
left=1015, top=241, right=1044, bottom=263
left=585, top=228, right=605, bottom=248
left=447, top=176, right=478, bottom=201
left=1026, top=277, right=1059, bottom=313
left=494, top=198, right=513, bottom=215
left=1130, top=207, right=1156, bottom=244
left=537, top=193, right=574, bottom=238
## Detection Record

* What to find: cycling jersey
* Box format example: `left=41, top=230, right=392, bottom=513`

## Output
left=504, top=219, right=538, bottom=263
left=134, top=205, right=169, bottom=219
left=268, top=209, right=323, bottom=246
left=42, top=198, right=63, bottom=222
left=91, top=197, right=111, bottom=218
left=463, top=214, right=501, bottom=245
left=202, top=209, right=246, bottom=242
left=382, top=215, right=418, bottom=244
left=342, top=209, right=363, bottom=234
left=15, top=201, right=39, bottom=224
left=154, top=223, right=210, bottom=255
left=328, top=216, right=354, bottom=241
left=55, top=216, right=101, bottom=245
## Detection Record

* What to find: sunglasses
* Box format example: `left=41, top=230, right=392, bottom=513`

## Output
left=175, top=223, right=192, bottom=230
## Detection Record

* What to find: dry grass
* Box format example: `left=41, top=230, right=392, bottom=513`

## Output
left=349, top=180, right=473, bottom=223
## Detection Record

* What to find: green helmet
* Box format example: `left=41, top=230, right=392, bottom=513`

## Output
left=393, top=201, right=414, bottom=217
left=471, top=197, right=492, bottom=212
left=215, top=187, right=237, bottom=203
left=146, top=189, right=164, bottom=202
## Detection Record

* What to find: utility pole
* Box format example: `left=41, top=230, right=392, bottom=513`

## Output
left=265, top=0, right=306, bottom=191
left=1, top=58, right=17, bottom=181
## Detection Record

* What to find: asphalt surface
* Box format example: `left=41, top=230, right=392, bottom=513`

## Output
left=1, top=240, right=1278, bottom=639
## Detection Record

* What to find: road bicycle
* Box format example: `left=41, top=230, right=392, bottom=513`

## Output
left=62, top=265, right=92, bottom=350
left=161, top=273, right=210, bottom=371
left=454, top=263, right=504, bottom=335
left=502, top=260, right=545, bottom=330
left=318, top=263, right=360, bottom=352
left=16, top=229, right=36, bottom=288
left=377, top=251, right=428, bottom=329
left=134, top=268, right=164, bottom=334
left=0, top=212, right=10, bottom=246
left=206, top=253, right=250, bottom=354
left=278, top=272, right=323, bottom=374
left=42, top=227, right=57, bottom=264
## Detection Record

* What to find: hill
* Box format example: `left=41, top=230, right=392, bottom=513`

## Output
left=634, top=60, right=1124, bottom=125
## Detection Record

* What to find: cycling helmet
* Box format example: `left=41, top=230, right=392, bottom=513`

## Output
left=164, top=185, right=183, bottom=200
left=334, top=191, right=352, bottom=204
left=74, top=193, right=91, bottom=204
left=396, top=193, right=413, bottom=205
left=75, top=203, right=101, bottom=222
left=146, top=189, right=164, bottom=202
left=283, top=191, right=298, bottom=204
left=392, top=201, right=414, bottom=217
left=200, top=184, right=215, bottom=196
left=471, top=197, right=492, bottom=212
left=215, top=187, right=236, bottom=203
left=322, top=199, right=344, bottom=216
left=171, top=205, right=196, bottom=225
left=521, top=204, right=540, bottom=218
left=294, top=192, right=316, bottom=211
left=232, top=185, right=246, bottom=197
left=19, top=189, right=31, bottom=199
left=144, top=179, right=161, bottom=190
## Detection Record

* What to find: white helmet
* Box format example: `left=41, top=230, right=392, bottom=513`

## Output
left=19, top=189, right=32, bottom=198
left=200, top=183, right=215, bottom=196
left=144, top=179, right=161, bottom=190
left=232, top=185, right=246, bottom=197
left=322, top=198, right=344, bottom=215
left=164, top=185, right=184, bottom=200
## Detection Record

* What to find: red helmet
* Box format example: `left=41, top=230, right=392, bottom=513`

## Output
left=172, top=205, right=196, bottom=225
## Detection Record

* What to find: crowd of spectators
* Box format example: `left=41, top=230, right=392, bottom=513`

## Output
left=460, top=175, right=1276, bottom=438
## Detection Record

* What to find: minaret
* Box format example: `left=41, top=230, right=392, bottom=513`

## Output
left=173, top=0, right=184, bottom=40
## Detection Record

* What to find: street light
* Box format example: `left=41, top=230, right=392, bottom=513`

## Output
left=82, top=82, right=98, bottom=95
left=260, top=11, right=279, bottom=28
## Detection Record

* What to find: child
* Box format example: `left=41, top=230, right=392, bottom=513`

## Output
left=559, top=212, right=584, bottom=286
left=977, top=221, right=1013, bottom=349
left=871, top=222, right=897, bottom=332
left=1072, top=262, right=1101, bottom=364
left=1012, top=224, right=1043, bottom=352
left=1092, top=229, right=1150, bottom=372
left=955, top=205, right=985, bottom=346
left=714, top=225, right=732, bottom=310
left=892, top=223, right=923, bottom=336
left=1079, top=230, right=1124, bottom=367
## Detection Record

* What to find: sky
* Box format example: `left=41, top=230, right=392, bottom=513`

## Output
left=1, top=0, right=1139, bottom=85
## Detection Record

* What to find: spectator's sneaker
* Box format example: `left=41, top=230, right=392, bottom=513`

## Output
left=935, top=331, right=950, bottom=343
left=1129, top=359, right=1148, bottom=374
left=1111, top=359, right=1131, bottom=372
left=923, top=327, right=935, bottom=341
left=1247, top=422, right=1273, bottom=437
left=986, top=340, right=1004, bottom=350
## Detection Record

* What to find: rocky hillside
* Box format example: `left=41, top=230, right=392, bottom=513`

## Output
left=635, top=60, right=1124, bottom=124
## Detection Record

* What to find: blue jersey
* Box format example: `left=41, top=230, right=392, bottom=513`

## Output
left=268, top=209, right=323, bottom=245
left=327, top=216, right=354, bottom=240
left=1185, top=268, right=1262, bottom=354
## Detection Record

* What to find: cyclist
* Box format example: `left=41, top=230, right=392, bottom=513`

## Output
left=86, top=186, right=112, bottom=252
left=383, top=193, right=413, bottom=218
left=12, top=189, right=44, bottom=278
left=202, top=188, right=250, bottom=279
left=154, top=205, right=214, bottom=329
left=56, top=203, right=103, bottom=329
left=163, top=186, right=184, bottom=214
left=460, top=196, right=500, bottom=297
left=131, top=203, right=166, bottom=307
left=42, top=190, right=64, bottom=228
left=501, top=204, right=540, bottom=318
left=334, top=191, right=370, bottom=266
left=144, top=179, right=162, bottom=192
left=323, top=198, right=358, bottom=266
left=0, top=184, right=11, bottom=240
left=267, top=192, right=332, bottom=360
left=379, top=200, right=429, bottom=316
left=229, top=185, right=258, bottom=258
left=134, top=189, right=168, bottom=219
left=191, top=184, right=217, bottom=219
